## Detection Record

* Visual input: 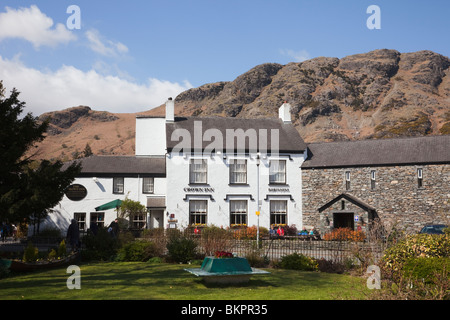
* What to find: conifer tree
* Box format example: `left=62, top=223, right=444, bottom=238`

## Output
left=0, top=81, right=81, bottom=226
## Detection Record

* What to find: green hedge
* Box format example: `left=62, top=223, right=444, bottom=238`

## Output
left=382, top=233, right=449, bottom=271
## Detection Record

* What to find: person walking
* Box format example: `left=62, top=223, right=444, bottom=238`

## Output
left=66, top=219, right=80, bottom=252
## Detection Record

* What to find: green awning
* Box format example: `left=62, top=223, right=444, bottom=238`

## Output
left=95, top=199, right=122, bottom=211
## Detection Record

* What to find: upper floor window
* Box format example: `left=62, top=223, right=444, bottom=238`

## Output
left=229, top=159, right=247, bottom=184
left=143, top=177, right=154, bottom=194
left=417, top=168, right=423, bottom=188
left=113, top=177, right=124, bottom=194
left=189, top=159, right=207, bottom=184
left=370, top=170, right=376, bottom=190
left=345, top=171, right=351, bottom=190
left=269, top=160, right=286, bottom=184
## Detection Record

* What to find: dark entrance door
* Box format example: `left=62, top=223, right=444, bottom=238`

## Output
left=333, top=212, right=354, bottom=229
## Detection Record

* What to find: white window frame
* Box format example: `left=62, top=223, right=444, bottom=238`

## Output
left=142, top=177, right=154, bottom=194
left=189, top=200, right=208, bottom=226
left=269, top=160, right=286, bottom=184
left=113, top=177, right=124, bottom=194
left=189, top=159, right=208, bottom=184
left=230, top=200, right=248, bottom=227
left=270, top=200, right=287, bottom=226
left=74, top=212, right=86, bottom=231
left=229, top=159, right=247, bottom=184
left=132, top=213, right=147, bottom=229
left=90, top=212, right=105, bottom=228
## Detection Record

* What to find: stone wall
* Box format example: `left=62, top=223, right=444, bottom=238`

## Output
left=302, top=164, right=450, bottom=234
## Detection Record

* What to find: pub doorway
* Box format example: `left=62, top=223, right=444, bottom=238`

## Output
left=333, top=212, right=354, bottom=230
left=149, top=210, right=164, bottom=229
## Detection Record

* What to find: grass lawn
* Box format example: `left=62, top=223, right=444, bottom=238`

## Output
left=0, top=261, right=369, bottom=300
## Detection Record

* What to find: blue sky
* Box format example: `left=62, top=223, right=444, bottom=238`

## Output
left=0, top=0, right=449, bottom=115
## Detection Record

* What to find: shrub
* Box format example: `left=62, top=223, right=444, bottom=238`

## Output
left=382, top=233, right=450, bottom=271
left=116, top=240, right=159, bottom=262
left=82, top=228, right=120, bottom=261
left=201, top=225, right=232, bottom=256
left=316, top=258, right=346, bottom=274
left=323, top=228, right=365, bottom=242
left=57, top=239, right=67, bottom=257
left=280, top=253, right=318, bottom=271
left=47, top=249, right=57, bottom=260
left=23, top=242, right=39, bottom=262
left=166, top=232, right=198, bottom=263
left=232, top=226, right=269, bottom=240
left=402, top=257, right=450, bottom=285
left=245, top=252, right=269, bottom=268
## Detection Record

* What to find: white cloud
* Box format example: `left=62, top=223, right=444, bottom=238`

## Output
left=0, top=5, right=76, bottom=48
left=0, top=55, right=192, bottom=115
left=86, top=29, right=128, bottom=57
left=280, top=49, right=310, bottom=62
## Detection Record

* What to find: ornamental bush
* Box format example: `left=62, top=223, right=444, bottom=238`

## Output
left=323, top=228, right=365, bottom=242
left=232, top=226, right=269, bottom=240
left=22, top=242, right=39, bottom=262
left=279, top=253, right=318, bottom=271
left=166, top=231, right=198, bottom=263
left=402, top=257, right=450, bottom=285
left=116, top=240, right=159, bottom=262
left=382, top=233, right=450, bottom=271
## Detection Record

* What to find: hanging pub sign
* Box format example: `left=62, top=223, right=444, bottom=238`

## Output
left=65, top=184, right=87, bottom=201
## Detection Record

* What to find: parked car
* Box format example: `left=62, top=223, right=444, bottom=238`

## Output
left=419, top=224, right=448, bottom=235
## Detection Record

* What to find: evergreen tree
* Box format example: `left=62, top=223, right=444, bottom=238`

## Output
left=0, top=81, right=81, bottom=225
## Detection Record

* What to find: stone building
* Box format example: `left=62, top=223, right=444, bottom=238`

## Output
left=301, top=135, right=450, bottom=234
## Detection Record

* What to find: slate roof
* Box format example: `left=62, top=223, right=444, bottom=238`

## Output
left=302, top=135, right=450, bottom=168
left=64, top=155, right=166, bottom=177
left=165, top=116, right=307, bottom=154
left=318, top=193, right=376, bottom=213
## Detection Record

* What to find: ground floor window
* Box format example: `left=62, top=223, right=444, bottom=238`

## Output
left=230, top=200, right=247, bottom=227
left=189, top=200, right=207, bottom=226
left=74, top=212, right=86, bottom=231
left=132, top=213, right=147, bottom=229
left=270, top=200, right=287, bottom=226
left=90, top=212, right=105, bottom=228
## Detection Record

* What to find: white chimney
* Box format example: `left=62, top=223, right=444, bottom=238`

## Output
left=279, top=101, right=291, bottom=123
left=166, top=97, right=174, bottom=122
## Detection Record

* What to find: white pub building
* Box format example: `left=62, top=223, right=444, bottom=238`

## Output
left=36, top=99, right=308, bottom=234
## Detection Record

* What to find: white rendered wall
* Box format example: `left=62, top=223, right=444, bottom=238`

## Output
left=166, top=152, right=306, bottom=230
left=33, top=175, right=166, bottom=235
left=135, top=117, right=166, bottom=156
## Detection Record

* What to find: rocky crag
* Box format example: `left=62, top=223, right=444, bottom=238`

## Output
left=34, top=49, right=450, bottom=160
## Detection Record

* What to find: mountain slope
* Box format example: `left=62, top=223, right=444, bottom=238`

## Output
left=34, top=49, right=450, bottom=160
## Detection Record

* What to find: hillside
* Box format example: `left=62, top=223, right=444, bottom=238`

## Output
left=33, top=49, right=450, bottom=161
